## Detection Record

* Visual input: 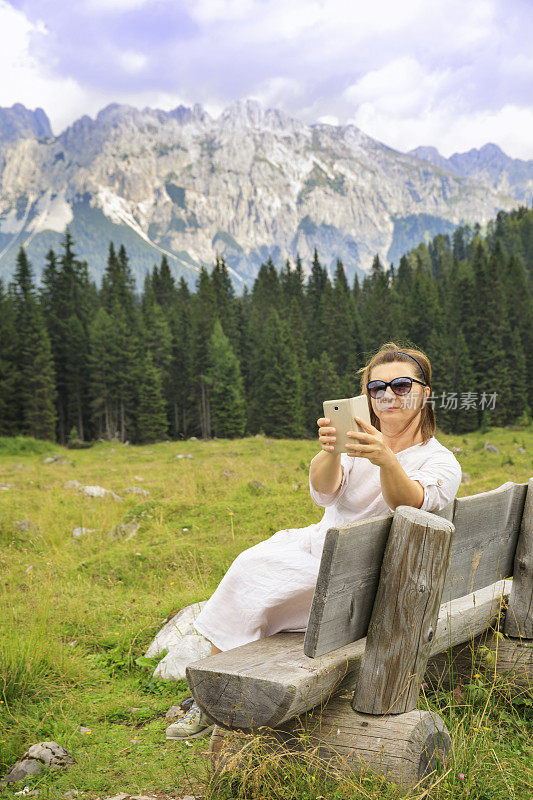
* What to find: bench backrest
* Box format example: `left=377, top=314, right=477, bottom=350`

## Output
left=304, top=480, right=529, bottom=657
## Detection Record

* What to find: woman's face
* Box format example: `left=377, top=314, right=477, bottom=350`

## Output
left=368, top=361, right=429, bottom=426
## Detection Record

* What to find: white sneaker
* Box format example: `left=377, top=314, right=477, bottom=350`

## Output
left=165, top=701, right=215, bottom=740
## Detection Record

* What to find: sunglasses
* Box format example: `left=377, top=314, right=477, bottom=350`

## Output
left=367, top=376, right=427, bottom=398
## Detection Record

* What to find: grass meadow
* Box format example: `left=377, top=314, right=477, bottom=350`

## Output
left=0, top=424, right=532, bottom=800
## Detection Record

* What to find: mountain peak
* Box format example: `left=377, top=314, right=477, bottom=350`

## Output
left=0, top=103, right=53, bottom=142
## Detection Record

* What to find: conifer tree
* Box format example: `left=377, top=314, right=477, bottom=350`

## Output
left=0, top=281, right=19, bottom=435
left=206, top=319, right=246, bottom=437
left=304, top=352, right=341, bottom=435
left=167, top=278, right=195, bottom=438
left=305, top=249, right=330, bottom=361
left=136, top=352, right=168, bottom=443
left=253, top=309, right=304, bottom=438
left=12, top=247, right=57, bottom=440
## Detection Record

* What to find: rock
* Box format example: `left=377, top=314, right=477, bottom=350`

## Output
left=248, top=480, right=266, bottom=493
left=123, top=487, right=150, bottom=496
left=142, top=450, right=154, bottom=454
left=103, top=794, right=129, bottom=800
left=78, top=485, right=123, bottom=501
left=3, top=741, right=76, bottom=784
left=292, top=482, right=302, bottom=491
left=451, top=446, right=463, bottom=453
left=64, top=480, right=82, bottom=489
left=62, top=791, right=80, bottom=799
left=221, top=468, right=237, bottom=479
left=186, top=453, right=193, bottom=459
left=0, top=483, right=14, bottom=491
left=13, top=519, right=39, bottom=534
left=108, top=520, right=141, bottom=541
left=188, top=436, right=198, bottom=441
left=134, top=475, right=144, bottom=481
left=518, top=446, right=526, bottom=453
left=25, top=566, right=34, bottom=573
left=43, top=456, right=69, bottom=465
left=72, top=527, right=96, bottom=538
left=484, top=442, right=499, bottom=453
left=145, top=601, right=211, bottom=680
left=461, top=473, right=471, bottom=484
left=77, top=726, right=92, bottom=734
left=175, top=454, right=184, bottom=459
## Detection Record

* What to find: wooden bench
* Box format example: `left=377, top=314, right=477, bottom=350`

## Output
left=187, top=477, right=533, bottom=789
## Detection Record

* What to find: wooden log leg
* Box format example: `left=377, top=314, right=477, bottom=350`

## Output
left=353, top=506, right=455, bottom=714
left=209, top=696, right=451, bottom=792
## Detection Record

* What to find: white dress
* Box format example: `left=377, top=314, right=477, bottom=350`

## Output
left=193, top=436, right=462, bottom=651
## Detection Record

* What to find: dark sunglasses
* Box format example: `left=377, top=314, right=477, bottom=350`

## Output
left=367, top=376, right=427, bottom=398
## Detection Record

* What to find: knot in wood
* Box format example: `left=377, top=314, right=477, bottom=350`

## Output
left=418, top=584, right=426, bottom=593
left=427, top=628, right=434, bottom=642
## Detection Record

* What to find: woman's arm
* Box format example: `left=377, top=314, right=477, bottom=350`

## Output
left=379, top=452, right=425, bottom=511
left=309, top=450, right=343, bottom=495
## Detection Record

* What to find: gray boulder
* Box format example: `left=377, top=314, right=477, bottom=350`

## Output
left=2, top=741, right=75, bottom=784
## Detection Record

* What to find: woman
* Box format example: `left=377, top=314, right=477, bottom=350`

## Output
left=166, top=342, right=462, bottom=740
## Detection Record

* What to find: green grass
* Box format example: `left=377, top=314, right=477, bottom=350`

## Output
left=0, top=425, right=532, bottom=799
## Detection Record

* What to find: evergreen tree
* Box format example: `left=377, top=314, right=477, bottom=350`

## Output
left=12, top=247, right=57, bottom=439
left=206, top=319, right=246, bottom=438
left=136, top=352, right=168, bottom=443
left=304, top=352, right=341, bottom=436
left=0, top=281, right=19, bottom=435
left=253, top=309, right=304, bottom=438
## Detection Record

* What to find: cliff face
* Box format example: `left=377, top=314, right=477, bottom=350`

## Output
left=0, top=100, right=529, bottom=290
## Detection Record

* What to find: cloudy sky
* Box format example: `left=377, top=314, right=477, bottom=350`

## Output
left=1, top=0, right=532, bottom=158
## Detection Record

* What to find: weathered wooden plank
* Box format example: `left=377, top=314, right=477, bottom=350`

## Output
left=504, top=477, right=533, bottom=639
left=353, top=507, right=454, bottom=715
left=210, top=698, right=452, bottom=791
left=304, top=482, right=527, bottom=657
left=443, top=481, right=527, bottom=600
left=186, top=579, right=511, bottom=731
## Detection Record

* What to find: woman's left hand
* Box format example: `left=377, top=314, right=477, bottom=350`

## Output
left=345, top=416, right=395, bottom=468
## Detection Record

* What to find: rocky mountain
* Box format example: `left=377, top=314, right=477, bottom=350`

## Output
left=0, top=99, right=529, bottom=292
left=409, top=143, right=533, bottom=204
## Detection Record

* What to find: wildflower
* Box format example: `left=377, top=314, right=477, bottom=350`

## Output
left=170, top=581, right=175, bottom=585
left=458, top=773, right=465, bottom=780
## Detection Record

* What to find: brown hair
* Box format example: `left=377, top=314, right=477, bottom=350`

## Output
left=356, top=342, right=436, bottom=445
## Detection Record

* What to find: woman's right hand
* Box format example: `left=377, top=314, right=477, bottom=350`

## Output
left=317, top=417, right=337, bottom=453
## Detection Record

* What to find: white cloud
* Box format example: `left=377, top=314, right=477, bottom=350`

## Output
left=0, top=1, right=86, bottom=132
left=118, top=50, right=148, bottom=74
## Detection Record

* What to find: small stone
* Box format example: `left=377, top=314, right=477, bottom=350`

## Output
left=77, top=726, right=92, bottom=734
left=64, top=480, right=82, bottom=489
left=25, top=566, right=34, bottom=574
left=13, top=519, right=39, bottom=534
left=142, top=450, right=154, bottom=454
left=186, top=453, right=193, bottom=459
left=0, top=483, right=14, bottom=490
left=451, top=446, right=463, bottom=453
left=72, top=527, right=97, bottom=538
left=483, top=442, right=499, bottom=453
left=248, top=480, right=266, bottom=493
left=103, top=794, right=130, bottom=800
left=62, top=791, right=80, bottom=799
left=175, top=454, right=184, bottom=459
left=461, top=473, right=471, bottom=484
left=189, top=436, right=197, bottom=441
left=134, top=475, right=144, bottom=481
left=518, top=446, right=526, bottom=453
left=110, top=448, right=115, bottom=453
left=123, top=487, right=150, bottom=496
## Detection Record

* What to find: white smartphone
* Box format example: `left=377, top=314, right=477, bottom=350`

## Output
left=323, top=395, right=372, bottom=455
